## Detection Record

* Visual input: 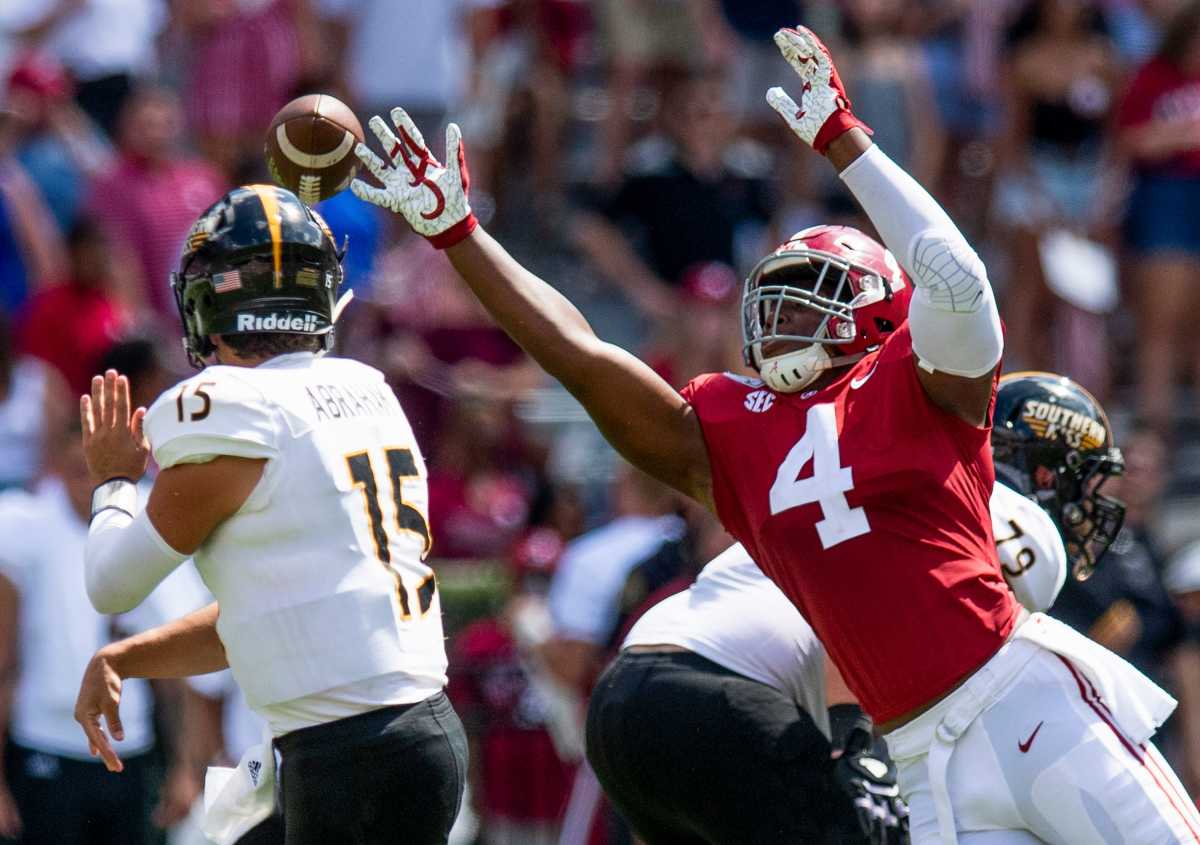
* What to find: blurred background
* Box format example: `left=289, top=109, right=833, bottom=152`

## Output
left=2, top=1, right=1200, bottom=843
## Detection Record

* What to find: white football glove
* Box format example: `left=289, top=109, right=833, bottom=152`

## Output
left=766, top=26, right=872, bottom=153
left=351, top=107, right=477, bottom=249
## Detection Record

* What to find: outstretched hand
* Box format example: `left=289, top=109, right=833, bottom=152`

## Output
left=80, top=370, right=149, bottom=485
left=766, top=26, right=872, bottom=155
left=351, top=108, right=477, bottom=249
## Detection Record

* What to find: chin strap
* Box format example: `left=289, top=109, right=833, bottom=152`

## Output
left=758, top=344, right=865, bottom=393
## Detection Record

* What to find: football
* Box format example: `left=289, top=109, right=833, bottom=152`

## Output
left=265, top=94, right=364, bottom=204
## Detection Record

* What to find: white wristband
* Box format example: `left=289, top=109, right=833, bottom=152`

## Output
left=91, top=478, right=138, bottom=522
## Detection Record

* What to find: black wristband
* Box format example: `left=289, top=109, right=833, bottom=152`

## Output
left=828, top=703, right=873, bottom=755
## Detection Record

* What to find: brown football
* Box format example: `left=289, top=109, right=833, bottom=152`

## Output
left=265, top=94, right=364, bottom=204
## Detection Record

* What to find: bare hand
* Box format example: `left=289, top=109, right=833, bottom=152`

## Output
left=80, top=370, right=149, bottom=484
left=74, top=649, right=126, bottom=773
left=0, top=782, right=22, bottom=839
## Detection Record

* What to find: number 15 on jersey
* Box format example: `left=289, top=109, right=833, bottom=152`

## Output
left=346, top=446, right=436, bottom=619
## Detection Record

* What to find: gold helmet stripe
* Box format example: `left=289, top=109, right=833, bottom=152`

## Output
left=247, top=184, right=284, bottom=288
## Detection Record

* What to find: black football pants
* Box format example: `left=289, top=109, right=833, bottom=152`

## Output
left=275, top=691, right=467, bottom=845
left=586, top=650, right=865, bottom=845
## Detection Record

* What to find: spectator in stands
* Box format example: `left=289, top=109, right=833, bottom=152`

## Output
left=641, top=261, right=744, bottom=388
left=457, top=0, right=590, bottom=219
left=0, top=106, right=65, bottom=315
left=0, top=310, right=67, bottom=492
left=714, top=0, right=809, bottom=142
left=573, top=67, right=775, bottom=323
left=838, top=0, right=947, bottom=187
left=17, top=218, right=130, bottom=394
left=994, top=0, right=1122, bottom=388
left=449, top=528, right=578, bottom=845
left=543, top=466, right=687, bottom=692
left=86, top=85, right=223, bottom=324
left=175, top=0, right=318, bottom=179
left=5, top=0, right=166, bottom=137
left=0, top=417, right=207, bottom=843
left=347, top=231, right=541, bottom=438
left=1116, top=0, right=1200, bottom=434
left=591, top=0, right=727, bottom=187
left=5, top=51, right=112, bottom=232
left=427, top=399, right=541, bottom=559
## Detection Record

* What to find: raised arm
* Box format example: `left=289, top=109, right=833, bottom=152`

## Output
left=767, top=27, right=1002, bottom=425
left=351, top=110, right=714, bottom=509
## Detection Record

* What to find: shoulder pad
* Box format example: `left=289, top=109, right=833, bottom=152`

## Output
left=145, top=368, right=280, bottom=469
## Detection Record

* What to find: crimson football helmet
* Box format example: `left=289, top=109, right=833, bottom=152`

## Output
left=742, top=225, right=911, bottom=392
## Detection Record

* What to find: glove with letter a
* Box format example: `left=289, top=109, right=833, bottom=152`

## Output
left=351, top=107, right=477, bottom=249
left=829, top=704, right=909, bottom=845
left=766, top=26, right=873, bottom=154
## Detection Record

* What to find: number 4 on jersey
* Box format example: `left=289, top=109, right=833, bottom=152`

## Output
left=769, top=404, right=870, bottom=549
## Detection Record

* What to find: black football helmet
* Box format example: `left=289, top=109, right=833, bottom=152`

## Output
left=172, top=184, right=346, bottom=368
left=992, top=372, right=1125, bottom=581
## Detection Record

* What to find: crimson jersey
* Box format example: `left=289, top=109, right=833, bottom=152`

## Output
left=682, top=324, right=1020, bottom=723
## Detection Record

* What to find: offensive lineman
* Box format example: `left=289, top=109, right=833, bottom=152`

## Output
left=73, top=185, right=466, bottom=844
left=350, top=23, right=1199, bottom=843
left=587, top=370, right=1125, bottom=844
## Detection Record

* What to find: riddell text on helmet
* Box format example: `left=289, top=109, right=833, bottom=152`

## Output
left=237, top=313, right=320, bottom=332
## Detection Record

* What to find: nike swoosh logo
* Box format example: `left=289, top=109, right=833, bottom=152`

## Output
left=1018, top=721, right=1044, bottom=753
left=850, top=362, right=879, bottom=390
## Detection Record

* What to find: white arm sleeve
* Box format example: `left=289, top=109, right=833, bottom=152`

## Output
left=86, top=508, right=188, bottom=615
left=840, top=144, right=1003, bottom=377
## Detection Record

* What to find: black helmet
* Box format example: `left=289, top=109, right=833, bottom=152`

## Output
left=992, top=371, right=1125, bottom=581
left=172, top=184, right=345, bottom=368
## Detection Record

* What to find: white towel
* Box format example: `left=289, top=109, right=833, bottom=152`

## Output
left=201, top=727, right=276, bottom=845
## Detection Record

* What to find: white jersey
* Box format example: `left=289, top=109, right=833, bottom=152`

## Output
left=990, top=481, right=1067, bottom=613
left=621, top=485, right=1068, bottom=737
left=144, top=352, right=446, bottom=735
left=622, top=543, right=831, bottom=738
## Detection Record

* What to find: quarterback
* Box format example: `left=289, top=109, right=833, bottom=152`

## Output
left=352, top=24, right=1199, bottom=843
left=74, top=185, right=465, bottom=844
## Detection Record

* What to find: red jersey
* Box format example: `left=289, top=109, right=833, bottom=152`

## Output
left=681, top=324, right=1019, bottom=723
left=1116, top=57, right=1200, bottom=177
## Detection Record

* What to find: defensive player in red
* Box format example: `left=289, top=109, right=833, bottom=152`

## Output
left=353, top=25, right=1200, bottom=845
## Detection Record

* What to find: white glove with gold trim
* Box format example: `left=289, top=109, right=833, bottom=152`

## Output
left=351, top=107, right=477, bottom=249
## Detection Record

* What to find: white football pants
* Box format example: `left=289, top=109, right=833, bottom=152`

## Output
left=886, top=617, right=1200, bottom=844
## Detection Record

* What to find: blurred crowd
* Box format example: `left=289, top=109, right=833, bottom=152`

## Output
left=2, top=0, right=1200, bottom=843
